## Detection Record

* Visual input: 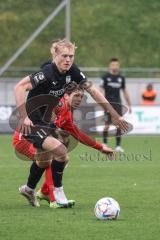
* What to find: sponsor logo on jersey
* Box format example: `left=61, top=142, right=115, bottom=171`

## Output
left=66, top=75, right=71, bottom=84
left=49, top=89, right=65, bottom=97
left=108, top=82, right=121, bottom=88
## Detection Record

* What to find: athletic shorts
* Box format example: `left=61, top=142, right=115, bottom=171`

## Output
left=104, top=102, right=122, bottom=124
left=13, top=131, right=35, bottom=161
left=13, top=129, right=59, bottom=162
left=23, top=124, right=58, bottom=149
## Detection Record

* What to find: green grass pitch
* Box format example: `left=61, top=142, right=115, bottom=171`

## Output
left=0, top=134, right=160, bottom=240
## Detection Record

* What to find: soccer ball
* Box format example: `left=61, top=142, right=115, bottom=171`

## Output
left=94, top=197, right=120, bottom=220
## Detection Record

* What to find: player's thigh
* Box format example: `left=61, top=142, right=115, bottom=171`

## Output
left=42, top=136, right=67, bottom=161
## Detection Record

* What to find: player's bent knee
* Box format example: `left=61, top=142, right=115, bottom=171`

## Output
left=54, top=144, right=68, bottom=162
left=35, top=149, right=53, bottom=167
left=36, top=159, right=51, bottom=168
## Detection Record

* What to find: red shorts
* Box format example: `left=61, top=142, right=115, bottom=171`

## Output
left=13, top=131, right=36, bottom=161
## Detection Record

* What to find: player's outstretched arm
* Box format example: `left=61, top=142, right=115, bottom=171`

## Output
left=61, top=123, right=115, bottom=160
left=14, top=76, right=34, bottom=134
left=100, top=144, right=115, bottom=160
left=86, top=85, right=129, bottom=132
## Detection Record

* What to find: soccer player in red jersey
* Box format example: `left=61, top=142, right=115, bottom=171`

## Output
left=13, top=89, right=114, bottom=208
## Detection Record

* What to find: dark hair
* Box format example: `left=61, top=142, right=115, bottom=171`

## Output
left=110, top=58, right=119, bottom=63
left=64, top=82, right=85, bottom=95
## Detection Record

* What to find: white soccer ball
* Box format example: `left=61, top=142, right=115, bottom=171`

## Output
left=94, top=197, right=120, bottom=220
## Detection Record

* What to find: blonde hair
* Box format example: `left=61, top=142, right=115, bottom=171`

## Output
left=50, top=38, right=77, bottom=59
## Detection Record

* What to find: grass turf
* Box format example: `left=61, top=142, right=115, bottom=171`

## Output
left=0, top=134, right=159, bottom=240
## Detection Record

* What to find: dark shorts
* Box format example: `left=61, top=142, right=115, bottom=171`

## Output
left=23, top=124, right=58, bottom=149
left=104, top=102, right=122, bottom=124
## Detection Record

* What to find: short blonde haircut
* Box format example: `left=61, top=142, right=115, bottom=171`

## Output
left=50, top=38, right=77, bottom=59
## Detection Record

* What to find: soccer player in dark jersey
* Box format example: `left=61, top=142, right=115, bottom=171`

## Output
left=14, top=39, right=128, bottom=207
left=101, top=58, right=132, bottom=152
left=14, top=89, right=114, bottom=207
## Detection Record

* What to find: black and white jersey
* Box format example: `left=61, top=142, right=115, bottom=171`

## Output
left=26, top=62, right=87, bottom=125
left=101, top=72, right=125, bottom=103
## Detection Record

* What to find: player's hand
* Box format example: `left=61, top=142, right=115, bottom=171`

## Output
left=18, top=116, right=34, bottom=135
left=101, top=144, right=115, bottom=160
left=114, top=116, right=129, bottom=132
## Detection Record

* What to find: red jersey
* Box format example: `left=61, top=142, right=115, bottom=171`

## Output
left=54, top=97, right=102, bottom=151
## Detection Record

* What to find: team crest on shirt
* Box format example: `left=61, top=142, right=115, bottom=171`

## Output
left=107, top=77, right=111, bottom=82
left=118, top=77, right=122, bottom=83
left=57, top=101, right=63, bottom=107
left=66, top=75, right=71, bottom=84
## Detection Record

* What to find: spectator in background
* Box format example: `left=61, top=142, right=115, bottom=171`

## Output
left=100, top=58, right=132, bottom=153
left=141, top=83, right=157, bottom=105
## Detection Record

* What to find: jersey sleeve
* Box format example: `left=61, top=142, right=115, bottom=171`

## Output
left=101, top=74, right=107, bottom=88
left=72, top=65, right=87, bottom=84
left=29, top=70, right=47, bottom=89
left=29, top=64, right=52, bottom=89
left=62, top=122, right=103, bottom=151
